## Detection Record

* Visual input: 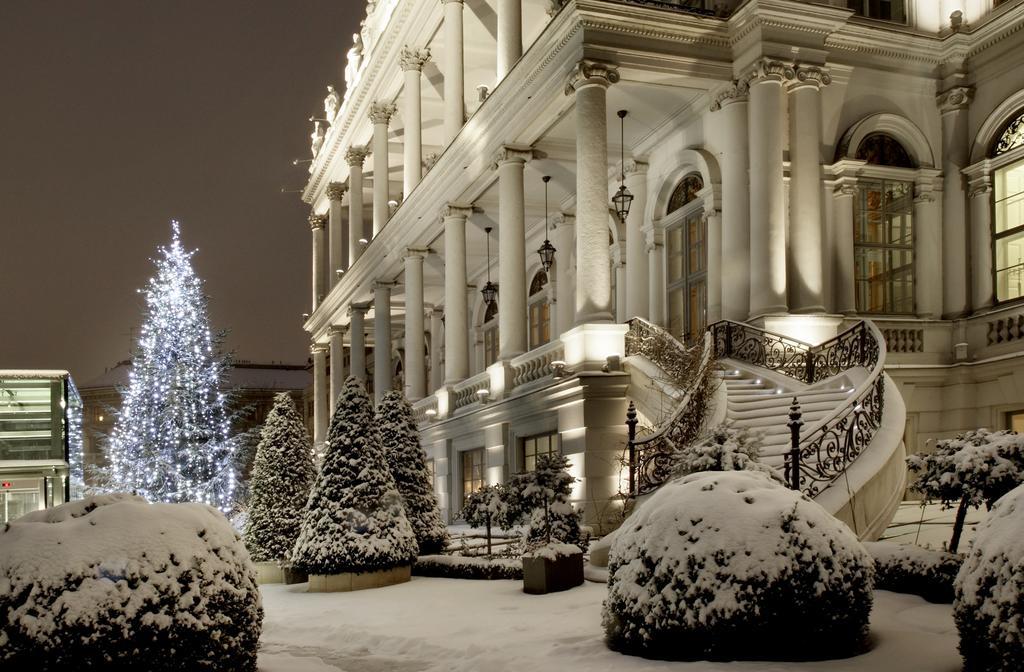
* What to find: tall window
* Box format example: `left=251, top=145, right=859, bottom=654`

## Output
left=854, top=179, right=915, bottom=314
left=666, top=173, right=707, bottom=343
left=847, top=0, right=906, bottom=23
left=528, top=271, right=551, bottom=349
left=482, top=301, right=499, bottom=367
left=521, top=432, right=558, bottom=472
left=461, top=448, right=484, bottom=505
left=993, top=111, right=1024, bottom=302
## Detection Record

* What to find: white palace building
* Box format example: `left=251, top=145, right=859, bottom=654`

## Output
left=300, top=0, right=1024, bottom=535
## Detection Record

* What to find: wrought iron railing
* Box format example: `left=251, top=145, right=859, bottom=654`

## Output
left=624, top=320, right=716, bottom=497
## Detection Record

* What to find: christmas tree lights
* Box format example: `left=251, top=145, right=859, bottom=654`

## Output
left=105, top=222, right=236, bottom=511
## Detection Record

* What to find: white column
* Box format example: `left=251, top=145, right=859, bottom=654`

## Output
left=329, top=325, right=346, bottom=409
left=746, top=59, right=791, bottom=317
left=969, top=175, right=995, bottom=310
left=444, top=204, right=473, bottom=382
left=374, top=282, right=394, bottom=404
left=788, top=65, right=829, bottom=314
left=712, top=84, right=750, bottom=321
left=614, top=253, right=627, bottom=323
left=552, top=213, right=575, bottom=336
left=442, top=0, right=465, bottom=144
left=832, top=180, right=857, bottom=314
left=369, top=102, right=397, bottom=237
left=938, top=86, right=973, bottom=317
left=429, top=306, right=444, bottom=392
left=346, top=146, right=370, bottom=266
left=312, top=344, right=328, bottom=447
left=705, top=207, right=723, bottom=324
left=349, top=303, right=368, bottom=381
left=400, top=47, right=430, bottom=196
left=309, top=213, right=327, bottom=311
left=624, top=160, right=649, bottom=320
left=496, top=0, right=522, bottom=80
left=494, top=146, right=532, bottom=358
left=646, top=224, right=666, bottom=326
left=404, top=249, right=427, bottom=400
left=326, top=182, right=348, bottom=281
left=566, top=60, right=618, bottom=325
left=915, top=175, right=944, bottom=319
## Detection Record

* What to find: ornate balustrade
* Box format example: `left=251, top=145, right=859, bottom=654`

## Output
left=411, top=395, right=438, bottom=424
left=509, top=340, right=564, bottom=389
left=450, top=372, right=491, bottom=413
left=624, top=320, right=716, bottom=497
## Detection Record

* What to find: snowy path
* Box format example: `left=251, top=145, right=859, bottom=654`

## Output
left=258, top=579, right=960, bottom=672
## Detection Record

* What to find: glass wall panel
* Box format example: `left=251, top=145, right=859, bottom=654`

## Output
left=0, top=378, right=63, bottom=461
left=854, top=179, right=915, bottom=314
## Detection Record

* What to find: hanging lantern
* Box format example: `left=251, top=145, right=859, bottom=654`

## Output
left=481, top=226, right=498, bottom=306
left=613, top=110, right=633, bottom=223
left=537, top=175, right=556, bottom=273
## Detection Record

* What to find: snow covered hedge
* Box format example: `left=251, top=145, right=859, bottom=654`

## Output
left=0, top=493, right=262, bottom=671
left=603, top=471, right=873, bottom=661
left=412, top=555, right=523, bottom=580
left=955, top=482, right=1024, bottom=671
left=864, top=541, right=961, bottom=603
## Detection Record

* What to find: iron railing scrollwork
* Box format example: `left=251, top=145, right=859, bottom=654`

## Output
left=624, top=319, right=716, bottom=497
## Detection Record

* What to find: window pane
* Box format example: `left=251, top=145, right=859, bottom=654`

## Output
left=667, top=227, right=684, bottom=283
left=667, top=286, right=685, bottom=339
left=521, top=432, right=558, bottom=472
left=853, top=179, right=914, bottom=314
left=462, top=448, right=484, bottom=506
left=996, top=230, right=1024, bottom=301
left=995, top=159, right=1024, bottom=236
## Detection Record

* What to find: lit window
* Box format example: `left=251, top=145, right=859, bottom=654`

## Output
left=666, top=173, right=707, bottom=343
left=461, top=448, right=484, bottom=505
left=482, top=301, right=499, bottom=367
left=528, top=271, right=551, bottom=349
left=846, top=0, right=906, bottom=23
left=522, top=432, right=558, bottom=472
left=1008, top=411, right=1024, bottom=433
left=854, top=179, right=915, bottom=314
left=993, top=111, right=1024, bottom=303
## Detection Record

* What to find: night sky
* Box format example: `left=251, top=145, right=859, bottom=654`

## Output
left=0, top=1, right=361, bottom=384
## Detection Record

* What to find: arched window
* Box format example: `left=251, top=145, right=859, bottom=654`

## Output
left=482, top=300, right=499, bottom=367
left=993, top=110, right=1024, bottom=302
left=852, top=134, right=916, bottom=314
left=528, top=271, right=551, bottom=349
left=665, top=173, right=707, bottom=342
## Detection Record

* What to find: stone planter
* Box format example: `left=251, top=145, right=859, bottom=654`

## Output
left=282, top=564, right=308, bottom=585
left=308, top=565, right=411, bottom=593
left=522, top=552, right=584, bottom=594
left=254, top=561, right=285, bottom=585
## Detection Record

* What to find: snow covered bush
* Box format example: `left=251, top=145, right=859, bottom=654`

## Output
left=0, top=493, right=262, bottom=671
left=243, top=392, right=316, bottom=563
left=603, top=471, right=872, bottom=661
left=413, top=555, right=523, bottom=580
left=670, top=423, right=779, bottom=480
left=908, top=429, right=1024, bottom=552
left=954, top=482, right=1024, bottom=671
left=864, top=541, right=961, bottom=603
left=508, top=453, right=589, bottom=552
left=461, top=484, right=516, bottom=557
left=291, top=377, right=418, bottom=575
left=377, top=391, right=448, bottom=555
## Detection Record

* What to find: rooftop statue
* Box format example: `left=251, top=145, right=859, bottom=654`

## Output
left=324, top=85, right=341, bottom=120
left=310, top=121, right=326, bottom=158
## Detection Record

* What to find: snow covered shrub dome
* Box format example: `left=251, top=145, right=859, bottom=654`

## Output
left=0, top=493, right=262, bottom=671
left=955, top=482, right=1024, bottom=671
left=603, top=471, right=872, bottom=661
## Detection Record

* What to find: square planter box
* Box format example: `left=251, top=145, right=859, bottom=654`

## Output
left=282, top=564, right=308, bottom=585
left=522, top=552, right=584, bottom=594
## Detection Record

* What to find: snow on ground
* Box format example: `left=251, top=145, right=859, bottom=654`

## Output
left=258, top=579, right=960, bottom=672
left=880, top=500, right=984, bottom=549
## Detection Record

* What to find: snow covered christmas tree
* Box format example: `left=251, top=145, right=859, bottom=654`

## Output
left=243, top=393, right=316, bottom=564
left=376, top=391, right=448, bottom=555
left=104, top=222, right=236, bottom=512
left=291, top=377, right=417, bottom=584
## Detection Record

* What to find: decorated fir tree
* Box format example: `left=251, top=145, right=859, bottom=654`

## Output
left=243, top=393, right=316, bottom=563
left=291, top=377, right=418, bottom=575
left=105, top=222, right=236, bottom=511
left=376, top=391, right=448, bottom=555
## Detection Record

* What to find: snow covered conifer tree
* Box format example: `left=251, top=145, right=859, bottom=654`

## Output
left=292, top=377, right=418, bottom=575
left=510, top=453, right=588, bottom=551
left=377, top=391, right=449, bottom=554
left=105, top=222, right=236, bottom=511
left=243, top=393, right=316, bottom=563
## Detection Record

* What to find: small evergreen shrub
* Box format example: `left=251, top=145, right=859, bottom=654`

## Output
left=603, top=471, right=872, bottom=661
left=671, top=424, right=780, bottom=481
left=955, top=482, right=1024, bottom=672
left=412, top=555, right=522, bottom=580
left=243, top=392, right=316, bottom=563
left=0, top=494, right=262, bottom=671
left=291, top=377, right=418, bottom=575
left=864, top=541, right=961, bottom=603
left=507, top=454, right=589, bottom=552
left=460, top=484, right=516, bottom=557
left=377, top=391, right=448, bottom=555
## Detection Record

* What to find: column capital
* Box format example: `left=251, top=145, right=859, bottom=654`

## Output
left=373, top=280, right=397, bottom=291
left=399, top=46, right=431, bottom=72
left=789, top=64, right=832, bottom=91
left=368, top=101, right=397, bottom=125
left=623, top=159, right=648, bottom=177
left=937, top=86, right=974, bottom=114
left=349, top=302, right=371, bottom=316
left=709, top=79, right=749, bottom=111
left=345, top=145, right=371, bottom=167
left=308, top=212, right=327, bottom=230
left=741, top=58, right=795, bottom=86
left=441, top=203, right=475, bottom=220
left=551, top=212, right=575, bottom=229
left=968, top=174, right=992, bottom=199
left=564, top=59, right=619, bottom=95
left=833, top=179, right=858, bottom=198
left=326, top=181, right=348, bottom=201
left=404, top=247, right=429, bottom=260
left=328, top=324, right=347, bottom=336
left=491, top=145, right=534, bottom=168
left=310, top=342, right=329, bottom=354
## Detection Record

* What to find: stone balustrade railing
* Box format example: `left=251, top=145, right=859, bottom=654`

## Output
left=450, top=371, right=492, bottom=413
left=509, top=340, right=565, bottom=389
left=411, top=395, right=439, bottom=424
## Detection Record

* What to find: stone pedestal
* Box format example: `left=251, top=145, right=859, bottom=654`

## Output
left=308, top=565, right=412, bottom=592
left=522, top=553, right=584, bottom=594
